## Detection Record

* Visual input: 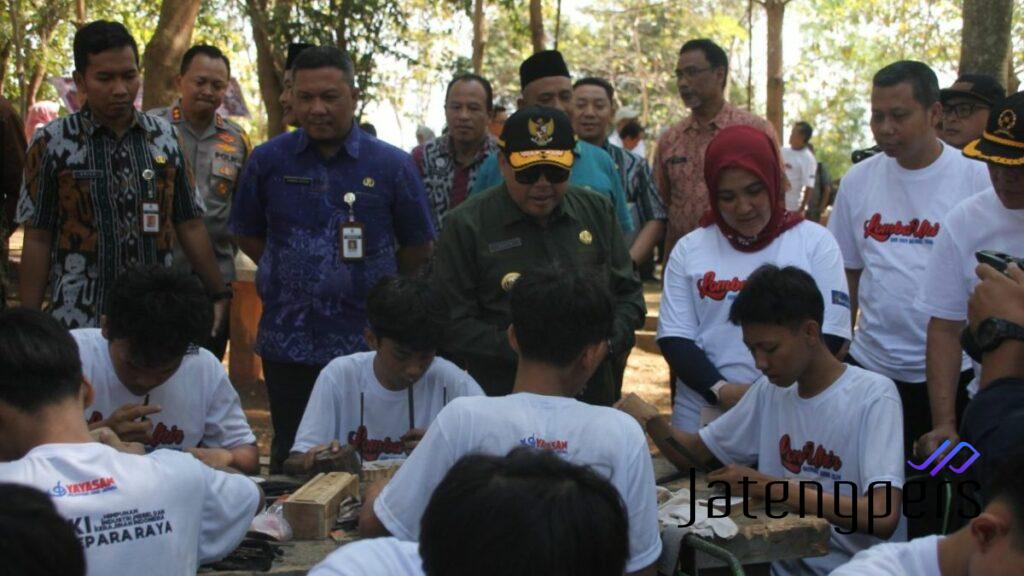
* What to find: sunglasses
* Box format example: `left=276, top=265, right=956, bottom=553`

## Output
left=514, top=164, right=571, bottom=185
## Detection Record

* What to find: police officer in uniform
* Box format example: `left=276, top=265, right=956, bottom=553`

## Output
left=150, top=44, right=249, bottom=359
left=433, top=106, right=645, bottom=406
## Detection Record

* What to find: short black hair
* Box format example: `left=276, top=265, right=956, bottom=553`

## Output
left=292, top=46, right=356, bottom=86
left=619, top=119, right=644, bottom=140
left=367, top=276, right=447, bottom=352
left=180, top=44, right=231, bottom=77
left=446, top=73, right=494, bottom=111
left=419, top=448, right=629, bottom=576
left=0, top=308, right=83, bottom=412
left=359, top=122, right=377, bottom=136
left=990, top=455, right=1024, bottom=550
left=494, top=104, right=507, bottom=114
left=873, top=60, right=940, bottom=107
left=510, top=266, right=613, bottom=367
left=573, top=77, right=615, bottom=102
left=680, top=38, right=729, bottom=76
left=728, top=265, right=824, bottom=329
left=0, top=484, right=86, bottom=576
left=73, top=20, right=139, bottom=73
left=794, top=121, right=813, bottom=141
left=104, top=266, right=212, bottom=367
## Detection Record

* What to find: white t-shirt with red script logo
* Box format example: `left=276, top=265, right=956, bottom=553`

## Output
left=309, top=537, right=424, bottom=576
left=699, top=366, right=906, bottom=576
left=829, top=535, right=941, bottom=576
left=0, top=442, right=260, bottom=576
left=827, top=144, right=990, bottom=382
left=291, top=352, right=483, bottom=461
left=372, top=393, right=662, bottom=573
left=73, top=329, right=256, bottom=452
left=658, top=220, right=851, bottom=431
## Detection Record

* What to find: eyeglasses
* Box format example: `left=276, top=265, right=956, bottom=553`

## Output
left=514, top=164, right=571, bottom=185
left=675, top=66, right=714, bottom=80
left=942, top=102, right=988, bottom=119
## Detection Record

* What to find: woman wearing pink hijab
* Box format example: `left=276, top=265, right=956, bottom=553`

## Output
left=24, top=101, right=60, bottom=141
left=656, top=125, right=852, bottom=432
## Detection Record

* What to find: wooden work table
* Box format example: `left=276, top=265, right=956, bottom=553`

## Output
left=203, top=457, right=831, bottom=575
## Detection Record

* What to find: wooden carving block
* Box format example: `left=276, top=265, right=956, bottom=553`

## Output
left=283, top=472, right=360, bottom=540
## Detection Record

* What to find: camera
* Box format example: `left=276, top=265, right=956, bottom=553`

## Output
left=975, top=250, right=1024, bottom=273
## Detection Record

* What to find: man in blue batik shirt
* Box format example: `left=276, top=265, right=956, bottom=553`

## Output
left=230, top=46, right=435, bottom=472
left=468, top=50, right=634, bottom=235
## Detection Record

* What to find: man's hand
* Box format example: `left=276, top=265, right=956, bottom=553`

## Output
left=969, top=264, right=1024, bottom=332
left=186, top=447, right=235, bottom=469
left=89, top=402, right=162, bottom=443
left=90, top=427, right=147, bottom=455
left=303, top=440, right=343, bottom=470
left=915, top=424, right=959, bottom=461
left=212, top=299, right=229, bottom=337
left=614, top=393, right=660, bottom=429
left=717, top=383, right=750, bottom=410
left=706, top=464, right=776, bottom=501
left=401, top=428, right=426, bottom=454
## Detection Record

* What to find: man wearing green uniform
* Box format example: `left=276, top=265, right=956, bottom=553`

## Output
left=433, top=106, right=645, bottom=406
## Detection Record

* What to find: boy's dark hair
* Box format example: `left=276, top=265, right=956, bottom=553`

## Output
left=420, top=448, right=629, bottom=576
left=367, top=276, right=447, bottom=352
left=573, top=77, right=615, bottom=102
left=873, top=60, right=940, bottom=107
left=104, top=266, right=212, bottom=367
left=446, top=73, right=494, bottom=111
left=292, top=46, right=356, bottom=86
left=0, top=484, right=86, bottom=576
left=794, top=121, right=813, bottom=141
left=0, top=308, right=83, bottom=412
left=619, top=119, right=644, bottom=140
left=728, top=265, right=824, bottom=328
left=73, top=20, right=139, bottom=73
left=680, top=38, right=729, bottom=81
left=510, top=267, right=613, bottom=366
left=180, top=44, right=231, bottom=77
left=990, top=455, right=1024, bottom=550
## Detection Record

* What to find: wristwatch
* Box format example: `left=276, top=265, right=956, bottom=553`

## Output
left=704, top=380, right=727, bottom=405
left=974, top=318, right=1024, bottom=353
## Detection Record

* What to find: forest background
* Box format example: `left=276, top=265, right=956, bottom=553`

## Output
left=1, top=0, right=1019, bottom=178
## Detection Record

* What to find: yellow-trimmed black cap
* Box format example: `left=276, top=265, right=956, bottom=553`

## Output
left=964, top=91, right=1024, bottom=166
left=497, top=106, right=576, bottom=170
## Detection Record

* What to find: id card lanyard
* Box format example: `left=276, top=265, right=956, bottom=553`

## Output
left=141, top=152, right=163, bottom=235
left=340, top=192, right=365, bottom=262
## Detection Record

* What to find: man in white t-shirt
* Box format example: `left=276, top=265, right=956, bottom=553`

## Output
left=782, top=121, right=817, bottom=212
left=359, top=267, right=662, bottom=575
left=827, top=61, right=990, bottom=470
left=915, top=92, right=1024, bottom=462
left=80, top=267, right=258, bottom=473
left=313, top=449, right=633, bottom=576
left=284, top=277, right=483, bottom=474
left=619, top=265, right=905, bottom=575
left=830, top=456, right=1024, bottom=576
left=0, top=308, right=261, bottom=576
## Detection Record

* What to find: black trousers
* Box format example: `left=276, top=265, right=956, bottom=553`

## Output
left=847, top=355, right=973, bottom=538
left=261, top=359, right=325, bottom=473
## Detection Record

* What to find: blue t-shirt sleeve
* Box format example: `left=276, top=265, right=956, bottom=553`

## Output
left=390, top=152, right=436, bottom=246
left=469, top=153, right=501, bottom=195
left=228, top=148, right=267, bottom=237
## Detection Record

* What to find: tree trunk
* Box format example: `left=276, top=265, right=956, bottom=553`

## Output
left=0, top=41, right=9, bottom=91
left=471, top=0, right=485, bottom=74
left=763, top=0, right=786, bottom=138
left=6, top=0, right=27, bottom=116
left=959, top=0, right=1014, bottom=87
left=528, top=0, right=545, bottom=53
left=26, top=17, right=59, bottom=110
left=75, top=0, right=87, bottom=26
left=246, top=0, right=286, bottom=138
left=141, top=0, right=202, bottom=110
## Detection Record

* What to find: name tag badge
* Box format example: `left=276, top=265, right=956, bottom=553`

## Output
left=340, top=222, right=365, bottom=262
left=284, top=176, right=313, bottom=185
left=142, top=202, right=160, bottom=234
